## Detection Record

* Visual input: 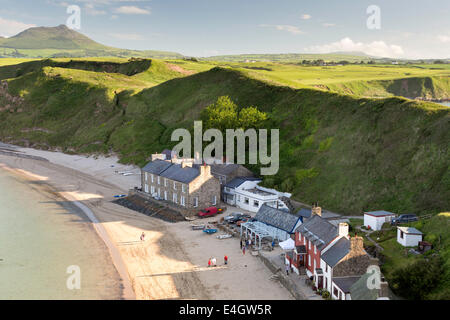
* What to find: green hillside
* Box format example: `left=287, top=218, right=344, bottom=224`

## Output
left=0, top=25, right=183, bottom=59
left=0, top=58, right=449, bottom=216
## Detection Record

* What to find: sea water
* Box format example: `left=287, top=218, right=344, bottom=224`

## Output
left=0, top=167, right=123, bottom=299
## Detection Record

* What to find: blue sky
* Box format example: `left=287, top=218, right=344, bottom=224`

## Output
left=1, top=0, right=449, bottom=58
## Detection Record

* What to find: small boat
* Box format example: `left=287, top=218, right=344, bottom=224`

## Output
left=113, top=195, right=127, bottom=198
left=192, top=224, right=206, bottom=230
left=216, top=234, right=232, bottom=240
left=203, top=228, right=218, bottom=234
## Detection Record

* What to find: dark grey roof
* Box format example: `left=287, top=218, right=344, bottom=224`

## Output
left=225, top=177, right=261, bottom=189
left=321, top=237, right=350, bottom=267
left=295, top=215, right=338, bottom=250
left=349, top=273, right=379, bottom=300
left=142, top=159, right=172, bottom=175
left=211, top=163, right=246, bottom=176
left=159, top=163, right=200, bottom=183
left=255, top=204, right=301, bottom=233
left=297, top=208, right=312, bottom=218
left=142, top=159, right=200, bottom=184
left=333, top=276, right=361, bottom=293
left=365, top=210, right=396, bottom=217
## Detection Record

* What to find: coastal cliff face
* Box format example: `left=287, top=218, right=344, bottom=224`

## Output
left=0, top=60, right=449, bottom=215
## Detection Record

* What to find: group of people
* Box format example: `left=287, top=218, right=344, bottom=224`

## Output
left=240, top=237, right=252, bottom=255
left=208, top=255, right=228, bottom=267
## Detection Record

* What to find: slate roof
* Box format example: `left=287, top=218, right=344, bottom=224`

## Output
left=161, top=149, right=173, bottom=160
left=159, top=163, right=200, bottom=183
left=365, top=210, right=396, bottom=217
left=142, top=159, right=173, bottom=175
left=296, top=208, right=312, bottom=219
left=333, top=276, right=361, bottom=293
left=211, top=163, right=243, bottom=176
left=321, top=237, right=350, bottom=267
left=225, top=177, right=261, bottom=189
left=398, top=227, right=423, bottom=235
left=295, top=215, right=338, bottom=250
left=141, top=159, right=200, bottom=184
left=349, top=273, right=379, bottom=300
left=255, top=204, right=301, bottom=233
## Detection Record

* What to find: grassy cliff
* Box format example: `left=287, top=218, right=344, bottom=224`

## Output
left=0, top=59, right=449, bottom=216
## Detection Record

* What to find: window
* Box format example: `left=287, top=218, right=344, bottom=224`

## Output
left=314, top=245, right=316, bottom=254
left=173, top=193, right=177, bottom=204
left=212, top=196, right=217, bottom=205
left=244, top=197, right=249, bottom=205
left=333, top=286, right=339, bottom=298
left=182, top=184, right=186, bottom=193
left=173, top=182, right=177, bottom=190
left=151, top=174, right=154, bottom=183
left=164, top=179, right=168, bottom=187
left=253, top=200, right=259, bottom=208
left=151, top=186, right=155, bottom=194
left=144, top=184, right=149, bottom=193
left=308, top=255, right=311, bottom=266
left=400, top=231, right=404, bottom=239
left=237, top=195, right=240, bottom=202
left=157, top=176, right=160, bottom=185
left=145, top=172, right=148, bottom=182
left=157, top=188, right=161, bottom=197
left=193, top=197, right=198, bottom=208
left=325, top=265, right=328, bottom=273
left=164, top=191, right=168, bottom=200
left=181, top=196, right=185, bottom=206
left=308, top=240, right=311, bottom=250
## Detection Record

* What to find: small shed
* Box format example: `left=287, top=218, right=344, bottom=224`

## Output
left=397, top=227, right=423, bottom=247
left=364, top=211, right=396, bottom=231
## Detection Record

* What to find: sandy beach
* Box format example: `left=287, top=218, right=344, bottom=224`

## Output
left=0, top=145, right=293, bottom=300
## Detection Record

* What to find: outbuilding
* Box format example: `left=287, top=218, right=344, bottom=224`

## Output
left=397, top=227, right=423, bottom=247
left=364, top=211, right=396, bottom=231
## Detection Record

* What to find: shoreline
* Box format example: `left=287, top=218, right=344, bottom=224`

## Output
left=0, top=145, right=295, bottom=300
left=0, top=163, right=135, bottom=300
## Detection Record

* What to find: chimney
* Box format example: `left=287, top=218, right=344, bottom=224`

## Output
left=312, top=203, right=322, bottom=217
left=350, top=235, right=364, bottom=253
left=181, top=161, right=193, bottom=169
left=200, top=164, right=211, bottom=176
left=379, top=282, right=389, bottom=298
left=338, top=222, right=349, bottom=238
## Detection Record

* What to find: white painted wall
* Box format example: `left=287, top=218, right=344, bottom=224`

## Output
left=397, top=229, right=423, bottom=247
left=364, top=214, right=394, bottom=231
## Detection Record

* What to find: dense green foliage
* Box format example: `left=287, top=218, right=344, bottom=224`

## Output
left=0, top=59, right=449, bottom=216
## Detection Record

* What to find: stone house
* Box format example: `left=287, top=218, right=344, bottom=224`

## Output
left=141, top=159, right=220, bottom=212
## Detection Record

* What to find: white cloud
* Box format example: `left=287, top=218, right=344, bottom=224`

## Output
left=437, top=35, right=450, bottom=43
left=0, top=17, right=36, bottom=37
left=304, top=37, right=404, bottom=58
left=109, top=32, right=144, bottom=40
left=322, top=23, right=336, bottom=28
left=301, top=14, right=311, bottom=20
left=259, top=24, right=304, bottom=35
left=114, top=6, right=151, bottom=15
left=85, top=4, right=106, bottom=16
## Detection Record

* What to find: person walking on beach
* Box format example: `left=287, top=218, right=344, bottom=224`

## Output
left=212, top=257, right=217, bottom=267
left=140, top=232, right=146, bottom=241
left=240, top=238, right=243, bottom=250
left=224, top=255, right=228, bottom=265
left=208, top=258, right=212, bottom=268
left=285, top=264, right=289, bottom=275
left=242, top=246, right=246, bottom=255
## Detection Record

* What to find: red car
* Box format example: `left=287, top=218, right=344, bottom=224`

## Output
left=198, top=207, right=219, bottom=218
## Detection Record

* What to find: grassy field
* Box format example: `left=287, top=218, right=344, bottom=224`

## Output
left=0, top=57, right=448, bottom=216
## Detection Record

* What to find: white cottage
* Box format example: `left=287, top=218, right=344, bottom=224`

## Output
left=397, top=227, right=423, bottom=247
left=223, top=177, right=291, bottom=213
left=364, top=211, right=396, bottom=231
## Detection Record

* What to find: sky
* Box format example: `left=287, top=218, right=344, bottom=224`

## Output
left=0, top=0, right=449, bottom=58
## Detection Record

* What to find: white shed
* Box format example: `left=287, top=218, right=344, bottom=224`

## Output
left=397, top=227, right=423, bottom=247
left=364, top=211, right=396, bottom=231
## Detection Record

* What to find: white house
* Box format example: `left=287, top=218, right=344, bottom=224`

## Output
left=364, top=211, right=396, bottom=231
left=223, top=177, right=291, bottom=213
left=397, top=227, right=423, bottom=247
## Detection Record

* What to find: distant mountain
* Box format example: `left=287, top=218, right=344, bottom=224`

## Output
left=0, top=25, right=183, bottom=59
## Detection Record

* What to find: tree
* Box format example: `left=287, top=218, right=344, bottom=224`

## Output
left=238, top=106, right=267, bottom=130
left=391, top=256, right=443, bottom=300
